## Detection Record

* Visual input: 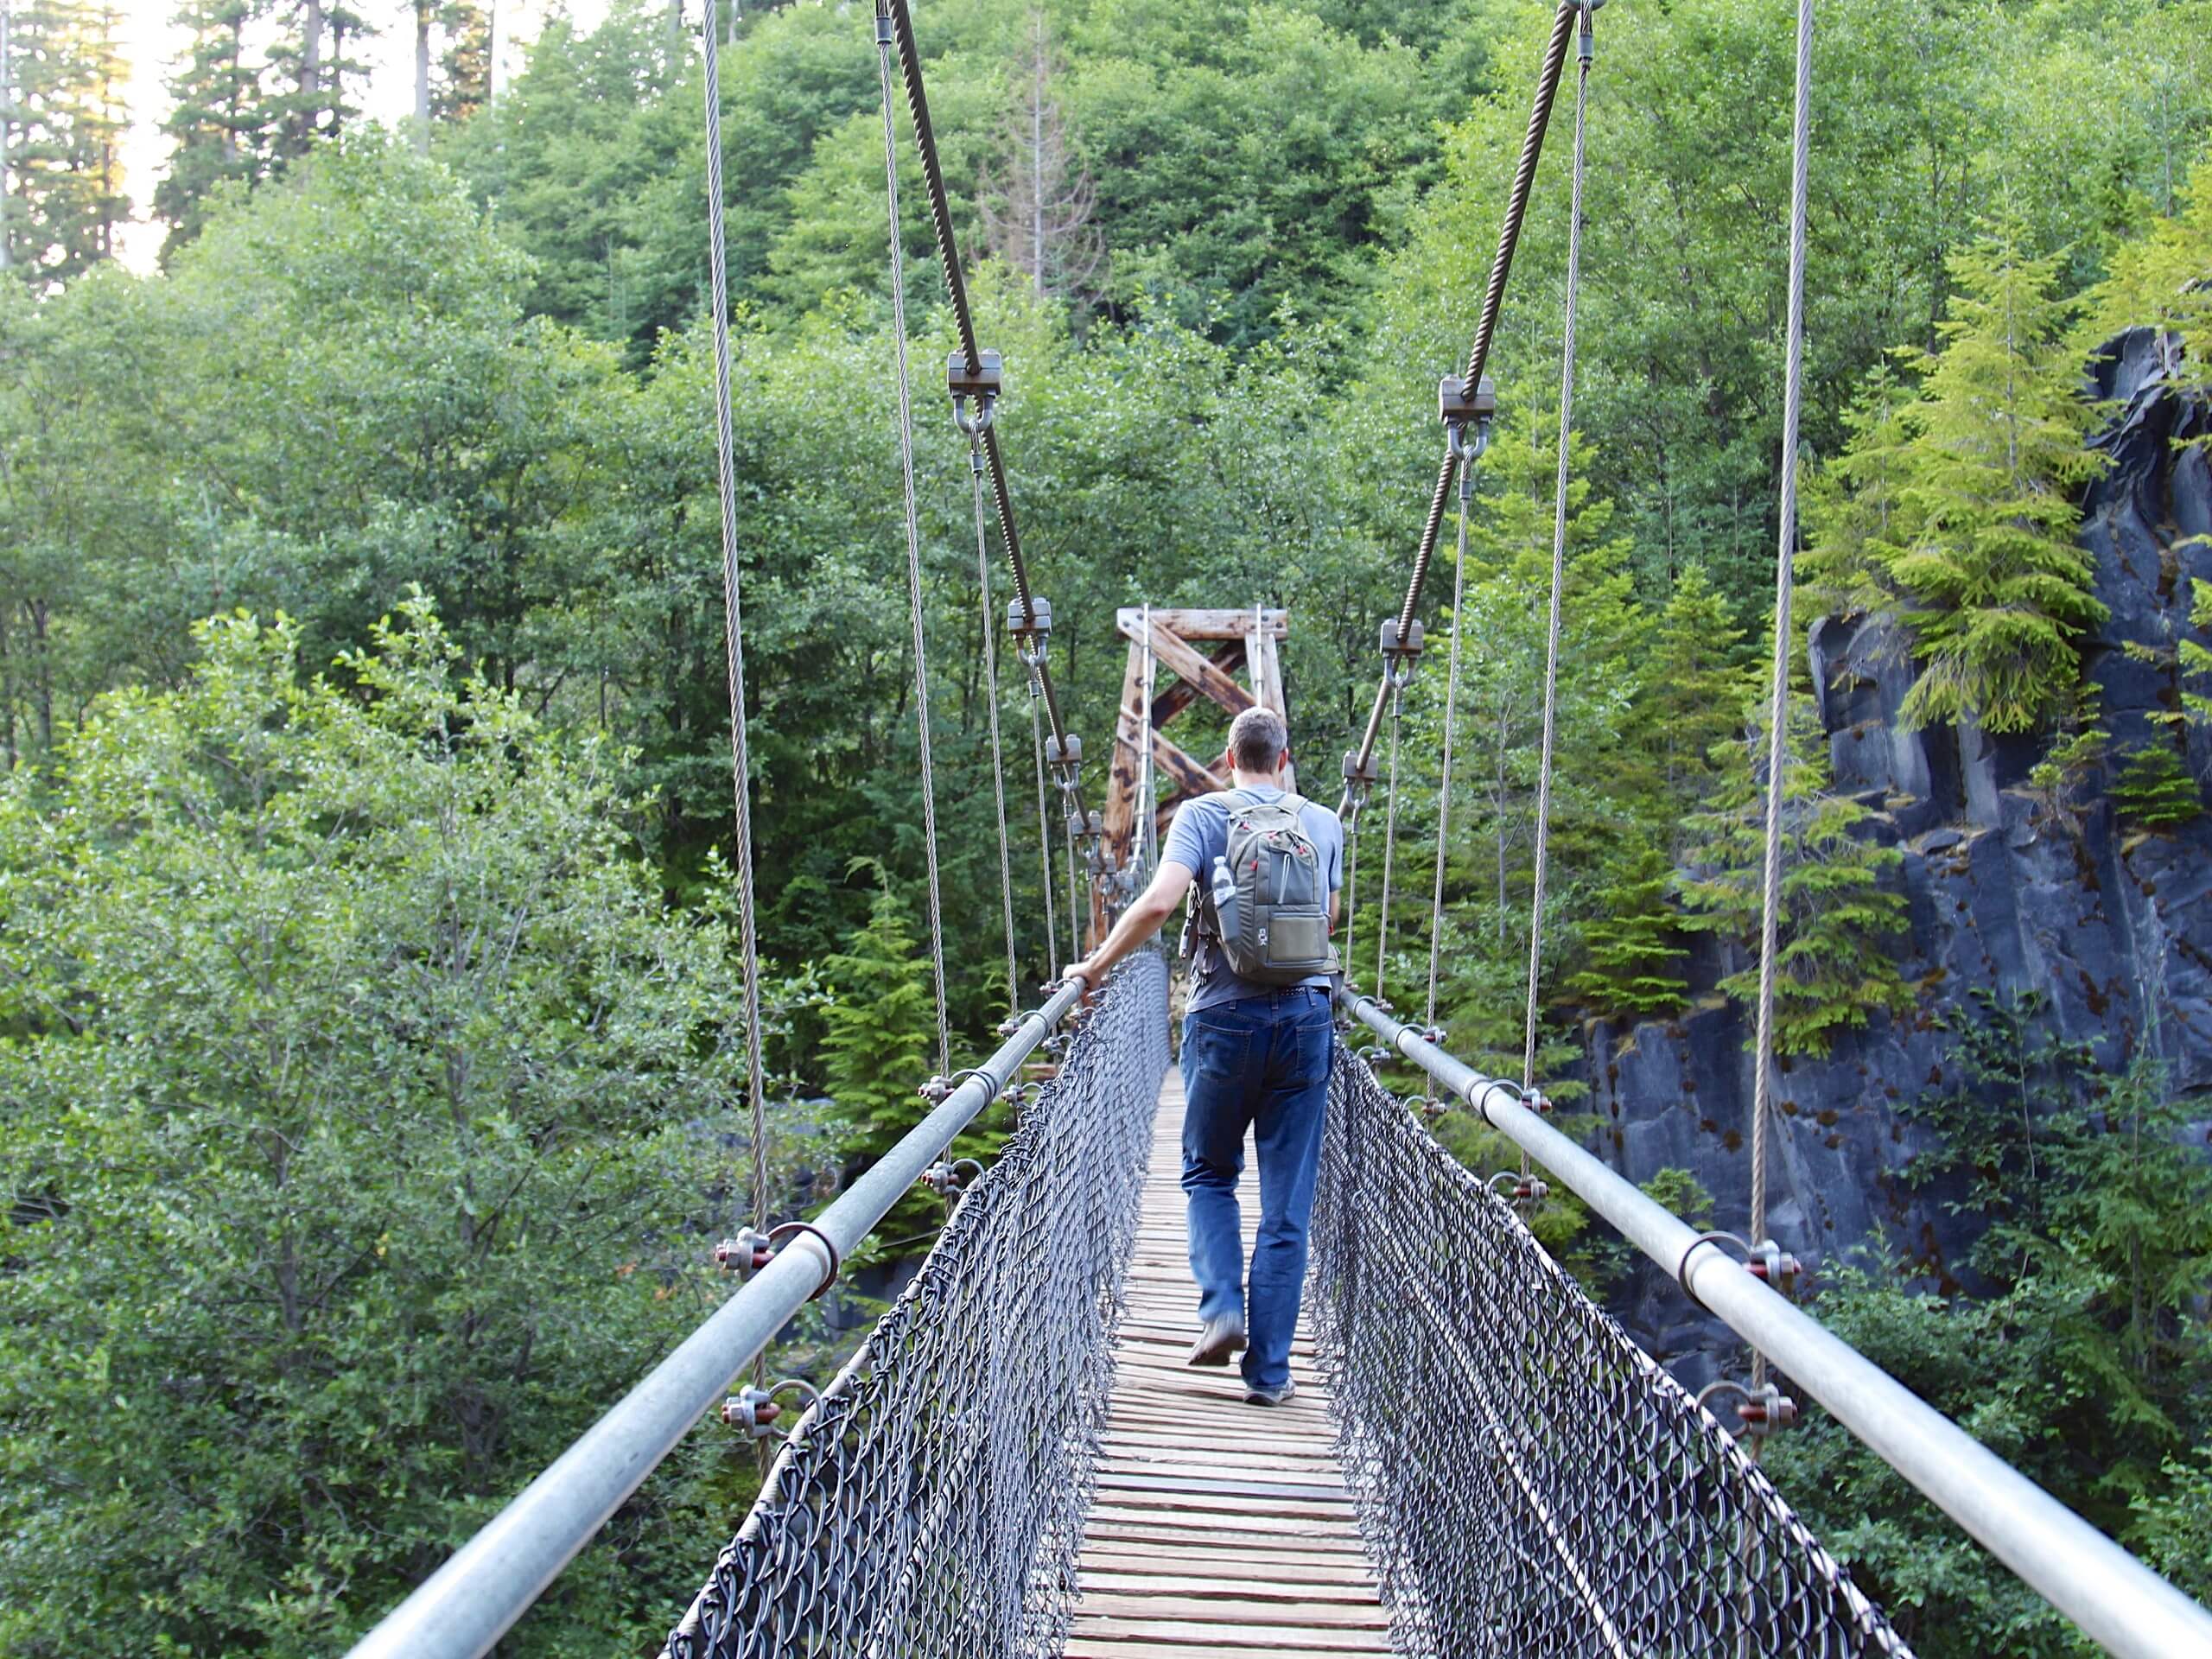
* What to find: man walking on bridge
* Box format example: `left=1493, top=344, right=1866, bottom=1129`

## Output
left=1068, top=706, right=1343, bottom=1407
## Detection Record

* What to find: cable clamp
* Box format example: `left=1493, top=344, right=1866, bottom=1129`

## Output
left=874, top=11, right=893, bottom=46
left=1420, top=1023, right=1446, bottom=1046
left=948, top=348, right=1002, bottom=438
left=1489, top=1169, right=1549, bottom=1206
left=714, top=1227, right=773, bottom=1274
left=1674, top=1230, right=1806, bottom=1310
left=1379, top=619, right=1425, bottom=690
left=1046, top=731, right=1083, bottom=796
left=920, top=1155, right=984, bottom=1199
left=1007, top=596, right=1053, bottom=672
left=1695, top=1377, right=1797, bottom=1440
left=1340, top=748, right=1379, bottom=816
left=1440, top=373, right=1497, bottom=469
left=721, top=1376, right=823, bottom=1440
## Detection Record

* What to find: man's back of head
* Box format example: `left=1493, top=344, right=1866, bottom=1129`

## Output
left=1226, top=707, right=1289, bottom=783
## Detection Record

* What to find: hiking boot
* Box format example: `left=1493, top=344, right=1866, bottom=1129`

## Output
left=1243, top=1376, right=1298, bottom=1408
left=1185, top=1315, right=1248, bottom=1368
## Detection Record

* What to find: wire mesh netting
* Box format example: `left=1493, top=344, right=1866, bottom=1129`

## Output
left=662, top=950, right=1169, bottom=1659
left=1309, top=1044, right=1911, bottom=1659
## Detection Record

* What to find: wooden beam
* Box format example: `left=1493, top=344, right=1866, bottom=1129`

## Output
left=1118, top=607, right=1287, bottom=641
left=1151, top=728, right=1227, bottom=798
left=1145, top=617, right=1255, bottom=716
left=1101, top=642, right=1149, bottom=874
left=1151, top=638, right=1244, bottom=728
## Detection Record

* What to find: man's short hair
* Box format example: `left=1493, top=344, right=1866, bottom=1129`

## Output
left=1228, top=707, right=1289, bottom=774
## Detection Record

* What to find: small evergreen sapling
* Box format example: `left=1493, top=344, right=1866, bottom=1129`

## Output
left=1676, top=692, right=1912, bottom=1055
left=2110, top=742, right=2202, bottom=829
left=1567, top=844, right=1689, bottom=1021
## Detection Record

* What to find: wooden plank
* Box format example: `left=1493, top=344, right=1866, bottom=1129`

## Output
left=1119, top=607, right=1289, bottom=641
left=1071, top=1072, right=1389, bottom=1659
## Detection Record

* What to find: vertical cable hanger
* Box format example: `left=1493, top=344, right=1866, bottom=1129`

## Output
left=1747, top=0, right=1817, bottom=1405
left=1520, top=1, right=1596, bottom=1161
left=875, top=10, right=951, bottom=1076
left=699, top=0, right=772, bottom=1407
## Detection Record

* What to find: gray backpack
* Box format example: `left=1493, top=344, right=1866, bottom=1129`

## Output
left=1194, top=791, right=1338, bottom=987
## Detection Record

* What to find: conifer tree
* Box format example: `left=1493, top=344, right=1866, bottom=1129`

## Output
left=2080, top=153, right=2212, bottom=390
left=978, top=12, right=1101, bottom=304
left=1880, top=226, right=2109, bottom=734
left=819, top=861, right=937, bottom=1158
left=3, top=0, right=129, bottom=281
left=155, top=0, right=268, bottom=256
left=434, top=0, right=491, bottom=124
left=1802, top=362, right=1920, bottom=618
left=1567, top=843, right=1689, bottom=1021
left=265, top=0, right=371, bottom=160
left=1454, top=404, right=1640, bottom=935
left=1676, top=692, right=1911, bottom=1055
left=2110, top=741, right=2202, bottom=830
left=1628, top=559, right=1748, bottom=838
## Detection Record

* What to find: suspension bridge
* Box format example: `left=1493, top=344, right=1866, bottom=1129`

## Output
left=346, top=3, right=2212, bottom=1656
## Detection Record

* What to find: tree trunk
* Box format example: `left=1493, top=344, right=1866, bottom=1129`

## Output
left=414, top=0, right=432, bottom=153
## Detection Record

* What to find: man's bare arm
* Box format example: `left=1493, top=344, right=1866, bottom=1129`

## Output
left=1065, top=859, right=1195, bottom=992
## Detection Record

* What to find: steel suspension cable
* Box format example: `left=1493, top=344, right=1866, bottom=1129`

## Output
left=701, top=0, right=772, bottom=1391
left=1750, top=0, right=1816, bottom=1394
left=1521, top=3, right=1594, bottom=1109
left=971, top=457, right=1019, bottom=1016
left=878, top=27, right=951, bottom=1075
left=1339, top=0, right=1583, bottom=815
left=878, top=0, right=1084, bottom=818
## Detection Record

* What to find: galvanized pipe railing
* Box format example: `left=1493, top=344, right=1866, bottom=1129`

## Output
left=346, top=977, right=1088, bottom=1659
left=1347, top=994, right=2212, bottom=1659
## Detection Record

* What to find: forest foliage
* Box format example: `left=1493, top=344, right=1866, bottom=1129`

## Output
left=4, top=0, right=2212, bottom=1651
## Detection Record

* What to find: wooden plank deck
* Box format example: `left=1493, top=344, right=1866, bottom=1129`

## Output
left=1066, top=1071, right=1389, bottom=1658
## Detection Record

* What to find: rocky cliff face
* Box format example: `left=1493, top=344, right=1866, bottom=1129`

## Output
left=1589, top=329, right=2212, bottom=1379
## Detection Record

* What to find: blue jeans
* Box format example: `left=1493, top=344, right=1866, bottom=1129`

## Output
left=1179, top=985, right=1335, bottom=1390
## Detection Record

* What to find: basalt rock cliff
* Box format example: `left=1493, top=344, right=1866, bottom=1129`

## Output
left=1590, top=328, right=2212, bottom=1380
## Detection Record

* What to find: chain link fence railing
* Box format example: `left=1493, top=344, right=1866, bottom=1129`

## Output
left=1310, top=1044, right=1912, bottom=1659
left=662, top=950, right=1169, bottom=1659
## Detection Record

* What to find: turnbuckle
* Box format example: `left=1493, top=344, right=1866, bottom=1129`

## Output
left=1695, top=1378, right=1798, bottom=1440
left=1675, top=1229, right=1808, bottom=1311
left=721, top=1376, right=823, bottom=1440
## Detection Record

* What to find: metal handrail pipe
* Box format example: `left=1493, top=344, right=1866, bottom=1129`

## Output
left=346, top=977, right=1088, bottom=1659
left=1348, top=994, right=2212, bottom=1659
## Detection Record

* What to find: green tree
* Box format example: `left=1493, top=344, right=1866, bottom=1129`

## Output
left=1676, top=692, right=1912, bottom=1055
left=0, top=600, right=798, bottom=1655
left=2110, top=741, right=2202, bottom=829
left=2080, top=150, right=2212, bottom=390
left=3, top=0, right=130, bottom=282
left=1626, top=558, right=1748, bottom=839
left=1879, top=226, right=2111, bottom=733
left=154, top=0, right=269, bottom=256
left=1567, top=843, right=1688, bottom=1021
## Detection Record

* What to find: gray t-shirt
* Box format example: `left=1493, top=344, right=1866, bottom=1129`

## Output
left=1160, top=785, right=1344, bottom=1013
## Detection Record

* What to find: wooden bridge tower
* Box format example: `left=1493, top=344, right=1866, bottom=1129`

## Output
left=1091, top=606, right=1291, bottom=945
